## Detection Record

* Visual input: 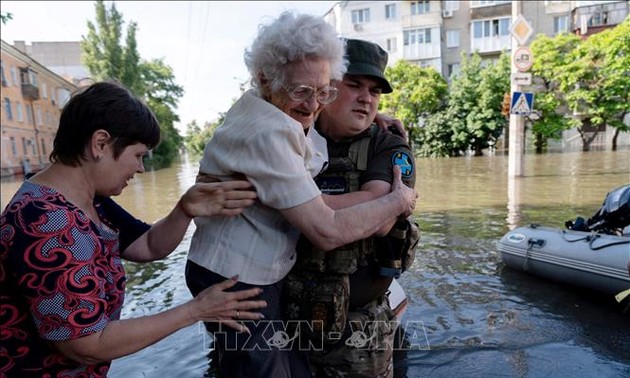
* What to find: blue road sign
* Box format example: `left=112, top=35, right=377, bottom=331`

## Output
left=510, top=92, right=534, bottom=115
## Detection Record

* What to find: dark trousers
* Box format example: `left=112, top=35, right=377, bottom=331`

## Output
left=185, top=260, right=311, bottom=378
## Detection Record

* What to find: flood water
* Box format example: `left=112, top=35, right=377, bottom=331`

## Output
left=2, top=149, right=629, bottom=377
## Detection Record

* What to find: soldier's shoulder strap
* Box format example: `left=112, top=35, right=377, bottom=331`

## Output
left=347, top=125, right=376, bottom=171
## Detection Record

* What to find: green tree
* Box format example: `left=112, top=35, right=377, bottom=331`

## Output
left=82, top=1, right=124, bottom=81
left=184, top=115, right=225, bottom=156
left=380, top=60, right=447, bottom=144
left=120, top=21, right=143, bottom=95
left=532, top=22, right=630, bottom=152
left=530, top=33, right=579, bottom=152
left=414, top=111, right=456, bottom=157
left=140, top=59, right=184, bottom=168
left=81, top=1, right=143, bottom=94
left=81, top=1, right=184, bottom=168
left=585, top=19, right=630, bottom=150
left=466, top=52, right=511, bottom=155
left=445, top=52, right=484, bottom=156
left=1, top=11, right=12, bottom=25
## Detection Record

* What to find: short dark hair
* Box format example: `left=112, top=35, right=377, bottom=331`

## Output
left=50, top=80, right=161, bottom=166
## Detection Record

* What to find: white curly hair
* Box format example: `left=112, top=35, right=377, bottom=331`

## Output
left=244, top=11, right=347, bottom=93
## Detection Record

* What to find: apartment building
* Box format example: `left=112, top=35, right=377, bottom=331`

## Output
left=1, top=39, right=76, bottom=177
left=324, top=0, right=629, bottom=79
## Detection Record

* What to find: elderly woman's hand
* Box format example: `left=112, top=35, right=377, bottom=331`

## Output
left=374, top=113, right=407, bottom=142
left=390, top=165, right=418, bottom=217
left=188, top=277, right=267, bottom=333
left=179, top=181, right=257, bottom=218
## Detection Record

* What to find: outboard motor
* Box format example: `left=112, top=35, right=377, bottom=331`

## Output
left=566, top=184, right=630, bottom=235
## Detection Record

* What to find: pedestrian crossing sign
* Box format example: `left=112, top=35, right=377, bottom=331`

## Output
left=510, top=91, right=534, bottom=115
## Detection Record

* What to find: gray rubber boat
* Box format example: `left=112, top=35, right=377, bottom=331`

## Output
left=497, top=224, right=630, bottom=295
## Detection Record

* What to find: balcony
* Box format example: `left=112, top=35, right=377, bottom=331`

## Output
left=20, top=68, right=39, bottom=101
left=471, top=35, right=511, bottom=54
left=21, top=83, right=39, bottom=101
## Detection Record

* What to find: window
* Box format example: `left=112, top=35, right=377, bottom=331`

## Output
left=589, top=11, right=609, bottom=27
left=21, top=137, right=27, bottom=155
left=0, top=61, right=6, bottom=87
left=16, top=102, right=23, bottom=122
left=10, top=136, right=17, bottom=156
left=4, top=98, right=12, bottom=120
left=472, top=0, right=510, bottom=6
left=41, top=138, right=46, bottom=156
left=554, top=15, right=569, bottom=33
left=385, top=4, right=396, bottom=19
left=35, top=107, right=43, bottom=126
left=58, top=88, right=71, bottom=107
left=51, top=87, right=56, bottom=104
left=10, top=66, right=17, bottom=86
left=403, top=28, right=432, bottom=45
left=411, top=1, right=430, bottom=15
left=42, top=82, right=48, bottom=99
left=30, top=139, right=36, bottom=155
left=352, top=8, right=370, bottom=24
left=386, top=38, right=397, bottom=53
left=25, top=104, right=33, bottom=124
left=20, top=68, right=38, bottom=87
left=444, top=0, right=461, bottom=11
left=446, top=30, right=460, bottom=48
left=472, top=18, right=510, bottom=38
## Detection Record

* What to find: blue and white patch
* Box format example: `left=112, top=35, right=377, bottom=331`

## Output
left=392, top=151, right=413, bottom=178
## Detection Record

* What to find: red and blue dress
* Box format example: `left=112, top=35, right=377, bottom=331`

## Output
left=1, top=181, right=149, bottom=377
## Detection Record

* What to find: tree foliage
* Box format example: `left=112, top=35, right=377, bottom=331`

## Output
left=81, top=0, right=184, bottom=168
left=530, top=20, right=630, bottom=151
left=184, top=115, right=225, bottom=156
left=1, top=11, right=12, bottom=25
left=416, top=52, right=510, bottom=157
left=530, top=33, right=580, bottom=152
left=140, top=59, right=184, bottom=168
left=380, top=60, right=447, bottom=143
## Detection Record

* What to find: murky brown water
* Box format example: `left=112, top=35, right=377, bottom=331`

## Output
left=2, top=149, right=629, bottom=377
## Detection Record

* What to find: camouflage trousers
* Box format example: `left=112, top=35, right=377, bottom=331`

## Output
left=308, top=295, right=397, bottom=378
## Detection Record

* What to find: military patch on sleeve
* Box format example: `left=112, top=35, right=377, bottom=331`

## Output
left=392, top=151, right=414, bottom=178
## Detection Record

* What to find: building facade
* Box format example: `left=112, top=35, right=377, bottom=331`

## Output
left=13, top=41, right=91, bottom=86
left=1, top=39, right=76, bottom=177
left=323, top=0, right=629, bottom=149
left=324, top=0, right=628, bottom=78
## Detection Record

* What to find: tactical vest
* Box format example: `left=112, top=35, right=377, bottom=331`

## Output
left=294, top=126, right=377, bottom=275
left=284, top=126, right=419, bottom=344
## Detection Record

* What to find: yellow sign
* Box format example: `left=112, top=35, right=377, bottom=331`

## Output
left=510, top=15, right=534, bottom=45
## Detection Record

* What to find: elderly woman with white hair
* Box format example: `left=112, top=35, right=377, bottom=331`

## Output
left=185, top=11, right=417, bottom=377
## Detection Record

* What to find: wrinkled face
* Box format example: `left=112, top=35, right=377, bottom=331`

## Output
left=318, top=74, right=383, bottom=141
left=97, top=142, right=147, bottom=196
left=267, top=58, right=332, bottom=129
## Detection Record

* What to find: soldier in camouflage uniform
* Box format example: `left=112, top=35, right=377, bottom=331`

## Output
left=284, top=39, right=418, bottom=378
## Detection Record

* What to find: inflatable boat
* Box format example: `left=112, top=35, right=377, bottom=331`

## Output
left=498, top=224, right=630, bottom=295
left=498, top=184, right=630, bottom=296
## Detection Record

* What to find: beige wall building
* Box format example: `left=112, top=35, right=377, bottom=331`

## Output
left=1, top=39, right=76, bottom=177
left=324, top=0, right=630, bottom=149
left=324, top=0, right=629, bottom=79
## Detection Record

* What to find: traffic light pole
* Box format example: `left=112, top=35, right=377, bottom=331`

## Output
left=508, top=0, right=525, bottom=178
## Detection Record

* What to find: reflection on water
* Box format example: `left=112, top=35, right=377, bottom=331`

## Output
left=1, top=150, right=629, bottom=377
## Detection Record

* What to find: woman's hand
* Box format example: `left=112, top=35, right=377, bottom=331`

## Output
left=179, top=181, right=257, bottom=218
left=390, top=165, right=418, bottom=217
left=188, top=277, right=267, bottom=332
left=374, top=113, right=407, bottom=142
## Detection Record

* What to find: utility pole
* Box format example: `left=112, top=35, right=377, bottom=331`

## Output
left=508, top=0, right=525, bottom=178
